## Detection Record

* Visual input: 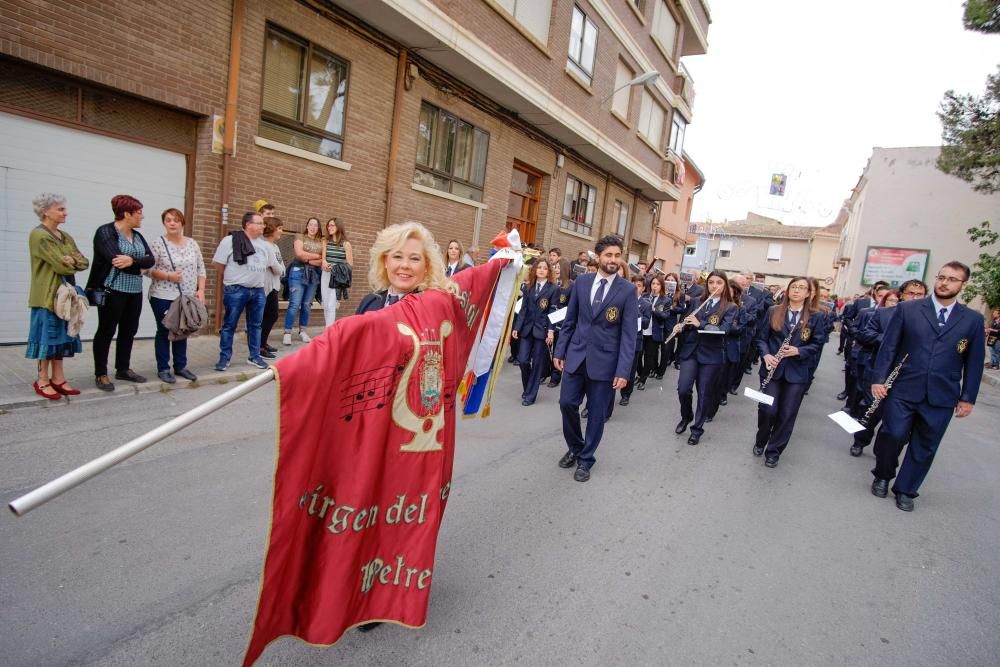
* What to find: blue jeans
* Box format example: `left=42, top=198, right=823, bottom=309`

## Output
left=149, top=297, right=188, bottom=372
left=991, top=341, right=1000, bottom=366
left=219, top=284, right=265, bottom=364
left=283, top=265, right=318, bottom=331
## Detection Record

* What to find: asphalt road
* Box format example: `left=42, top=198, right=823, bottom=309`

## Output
left=2, top=350, right=999, bottom=666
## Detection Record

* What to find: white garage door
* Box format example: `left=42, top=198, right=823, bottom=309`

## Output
left=0, top=111, right=188, bottom=344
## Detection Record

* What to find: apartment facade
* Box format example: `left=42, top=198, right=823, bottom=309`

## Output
left=684, top=213, right=840, bottom=286
left=653, top=151, right=704, bottom=273
left=0, top=0, right=711, bottom=343
left=833, top=146, right=1000, bottom=300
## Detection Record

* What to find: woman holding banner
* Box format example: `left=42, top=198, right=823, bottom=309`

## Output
left=751, top=276, right=828, bottom=467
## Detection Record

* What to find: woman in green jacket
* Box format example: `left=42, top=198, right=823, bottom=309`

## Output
left=27, top=193, right=90, bottom=399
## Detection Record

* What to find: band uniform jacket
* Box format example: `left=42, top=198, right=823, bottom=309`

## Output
left=855, top=305, right=896, bottom=387
left=677, top=299, right=736, bottom=365
left=553, top=273, right=638, bottom=381
left=754, top=307, right=827, bottom=384
left=514, top=281, right=559, bottom=339
left=648, top=295, right=671, bottom=342
left=724, top=303, right=753, bottom=363
left=637, top=296, right=652, bottom=347
left=872, top=297, right=985, bottom=407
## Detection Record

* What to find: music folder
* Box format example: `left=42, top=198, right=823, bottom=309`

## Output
left=743, top=387, right=774, bottom=406
left=828, top=411, right=866, bottom=434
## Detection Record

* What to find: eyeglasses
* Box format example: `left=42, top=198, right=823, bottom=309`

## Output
left=935, top=275, right=964, bottom=285
left=902, top=290, right=925, bottom=297
left=788, top=285, right=809, bottom=291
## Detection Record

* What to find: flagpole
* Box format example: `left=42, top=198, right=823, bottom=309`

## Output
left=8, top=370, right=276, bottom=517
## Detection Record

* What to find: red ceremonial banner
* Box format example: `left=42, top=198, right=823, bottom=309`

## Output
left=242, top=260, right=505, bottom=665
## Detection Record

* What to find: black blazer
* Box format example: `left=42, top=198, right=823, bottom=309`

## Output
left=355, top=290, right=422, bottom=315
left=648, top=295, right=672, bottom=342
left=754, top=307, right=827, bottom=384
left=514, top=282, right=559, bottom=339
left=445, top=262, right=471, bottom=277
left=85, top=222, right=154, bottom=290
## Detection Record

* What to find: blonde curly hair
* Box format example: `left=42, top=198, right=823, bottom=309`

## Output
left=367, top=221, right=458, bottom=295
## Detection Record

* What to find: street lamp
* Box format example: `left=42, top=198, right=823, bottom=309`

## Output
left=600, top=70, right=659, bottom=104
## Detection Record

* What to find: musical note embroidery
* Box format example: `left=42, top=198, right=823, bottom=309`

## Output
left=341, top=365, right=398, bottom=421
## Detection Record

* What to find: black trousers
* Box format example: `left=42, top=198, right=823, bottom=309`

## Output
left=660, top=338, right=677, bottom=374
left=641, top=336, right=662, bottom=381
left=261, top=289, right=279, bottom=348
left=754, top=377, right=808, bottom=458
left=93, top=290, right=143, bottom=377
left=621, top=346, right=644, bottom=399
left=677, top=359, right=722, bottom=437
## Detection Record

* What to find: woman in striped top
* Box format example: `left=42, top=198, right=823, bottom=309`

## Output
left=320, top=217, right=353, bottom=327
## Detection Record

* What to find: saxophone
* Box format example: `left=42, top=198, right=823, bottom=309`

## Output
left=861, top=353, right=908, bottom=426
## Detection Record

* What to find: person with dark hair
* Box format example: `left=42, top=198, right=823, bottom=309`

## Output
left=260, top=217, right=286, bottom=358
left=146, top=208, right=206, bottom=383
left=869, top=261, right=985, bottom=511
left=553, top=235, right=638, bottom=482
left=546, top=258, right=573, bottom=388
left=321, top=217, right=353, bottom=327
left=752, top=276, right=828, bottom=467
left=843, top=283, right=891, bottom=414
left=619, top=275, right=651, bottom=406
left=548, top=247, right=562, bottom=266
left=672, top=270, right=736, bottom=445
left=283, top=217, right=323, bottom=345
left=512, top=258, right=559, bottom=406
left=259, top=203, right=276, bottom=218
left=662, top=272, right=686, bottom=372
left=643, top=275, right=671, bottom=382
left=704, top=278, right=746, bottom=419
left=987, top=307, right=1000, bottom=370
left=26, top=193, right=89, bottom=399
left=87, top=194, right=155, bottom=391
left=837, top=281, right=888, bottom=398
left=212, top=211, right=282, bottom=371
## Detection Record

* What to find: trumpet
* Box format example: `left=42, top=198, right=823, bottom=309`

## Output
left=861, top=353, right=908, bottom=426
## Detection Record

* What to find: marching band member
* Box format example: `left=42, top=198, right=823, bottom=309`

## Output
left=672, top=270, right=735, bottom=446
left=546, top=258, right=572, bottom=388
left=646, top=276, right=672, bottom=381
left=849, top=287, right=902, bottom=456
left=870, top=262, right=985, bottom=511
left=845, top=283, right=890, bottom=414
left=707, top=279, right=746, bottom=419
left=752, top=276, right=828, bottom=468
left=620, top=275, right=651, bottom=406
left=512, top=258, right=558, bottom=406
left=805, top=278, right=835, bottom=391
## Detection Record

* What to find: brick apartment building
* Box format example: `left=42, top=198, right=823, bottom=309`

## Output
left=0, top=0, right=711, bottom=342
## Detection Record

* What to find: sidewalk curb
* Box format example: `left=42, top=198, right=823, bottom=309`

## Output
left=0, top=368, right=274, bottom=412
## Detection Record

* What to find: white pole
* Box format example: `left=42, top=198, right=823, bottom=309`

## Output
left=8, top=370, right=275, bottom=517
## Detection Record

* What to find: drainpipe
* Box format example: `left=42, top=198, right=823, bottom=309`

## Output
left=384, top=49, right=408, bottom=227
left=215, top=0, right=246, bottom=330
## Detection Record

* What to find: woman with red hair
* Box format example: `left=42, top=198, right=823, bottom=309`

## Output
left=86, top=194, right=155, bottom=391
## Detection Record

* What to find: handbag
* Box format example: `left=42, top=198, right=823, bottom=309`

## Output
left=160, top=237, right=186, bottom=333
left=86, top=267, right=116, bottom=306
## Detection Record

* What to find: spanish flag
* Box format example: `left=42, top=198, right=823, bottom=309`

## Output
left=243, top=253, right=519, bottom=665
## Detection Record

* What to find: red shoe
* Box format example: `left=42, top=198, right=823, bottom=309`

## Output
left=33, top=381, right=62, bottom=400
left=51, top=381, right=81, bottom=396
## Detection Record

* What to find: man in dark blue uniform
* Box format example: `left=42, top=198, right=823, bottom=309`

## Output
left=553, top=235, right=638, bottom=482
left=869, top=262, right=985, bottom=511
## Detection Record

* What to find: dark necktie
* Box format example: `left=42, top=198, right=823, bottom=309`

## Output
left=593, top=278, right=607, bottom=313
left=536, top=285, right=541, bottom=296
left=938, top=307, right=947, bottom=327
left=386, top=294, right=400, bottom=306
left=789, top=310, right=799, bottom=326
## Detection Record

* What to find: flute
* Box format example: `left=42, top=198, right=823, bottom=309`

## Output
left=861, top=353, right=908, bottom=425
left=664, top=289, right=721, bottom=345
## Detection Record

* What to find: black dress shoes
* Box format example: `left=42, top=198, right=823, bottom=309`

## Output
left=636, top=381, right=645, bottom=391
left=547, top=380, right=560, bottom=388
left=674, top=419, right=690, bottom=434
left=115, top=369, right=147, bottom=383
left=573, top=466, right=591, bottom=482
left=850, top=444, right=864, bottom=457
left=357, top=622, right=382, bottom=633
left=719, top=397, right=728, bottom=406
left=894, top=493, right=914, bottom=511
left=728, top=387, right=739, bottom=395
left=581, top=407, right=589, bottom=418
left=521, top=399, right=533, bottom=406
left=764, top=456, right=779, bottom=468
left=175, top=368, right=197, bottom=381
left=619, top=397, right=629, bottom=406
left=558, top=452, right=577, bottom=468
left=752, top=444, right=764, bottom=457
left=836, top=390, right=849, bottom=401
left=687, top=434, right=700, bottom=446
left=871, top=479, right=888, bottom=498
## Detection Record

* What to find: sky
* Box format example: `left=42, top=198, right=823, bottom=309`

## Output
left=682, top=0, right=998, bottom=228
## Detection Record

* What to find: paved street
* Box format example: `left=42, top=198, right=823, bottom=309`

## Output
left=1, top=349, right=999, bottom=666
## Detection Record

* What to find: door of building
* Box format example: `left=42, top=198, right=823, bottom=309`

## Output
left=507, top=163, right=542, bottom=245
left=0, top=111, right=187, bottom=343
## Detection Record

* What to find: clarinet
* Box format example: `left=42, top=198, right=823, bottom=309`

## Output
left=861, top=353, right=908, bottom=425
left=760, top=318, right=802, bottom=390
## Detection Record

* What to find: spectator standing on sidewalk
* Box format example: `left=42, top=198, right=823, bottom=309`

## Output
left=283, top=217, right=323, bottom=345
left=212, top=211, right=281, bottom=371
left=986, top=308, right=1000, bottom=370
left=88, top=194, right=155, bottom=392
left=26, top=193, right=90, bottom=400
left=259, top=217, right=286, bottom=358
left=146, top=208, right=205, bottom=383
left=320, top=217, right=353, bottom=327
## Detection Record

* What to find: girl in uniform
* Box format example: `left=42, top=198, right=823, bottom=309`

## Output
left=672, top=270, right=735, bottom=445
left=547, top=258, right=572, bottom=388
left=752, top=276, right=828, bottom=467
left=643, top=276, right=671, bottom=384
left=512, top=258, right=558, bottom=406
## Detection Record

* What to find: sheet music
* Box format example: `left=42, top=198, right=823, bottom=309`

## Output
left=829, top=411, right=866, bottom=433
left=548, top=307, right=567, bottom=324
left=696, top=329, right=725, bottom=335
left=743, top=387, right=774, bottom=406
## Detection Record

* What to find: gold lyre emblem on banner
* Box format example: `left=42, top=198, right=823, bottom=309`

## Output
left=393, top=321, right=453, bottom=452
